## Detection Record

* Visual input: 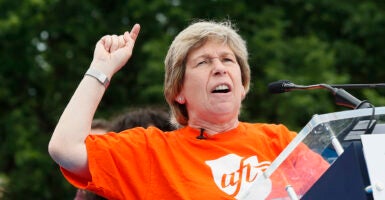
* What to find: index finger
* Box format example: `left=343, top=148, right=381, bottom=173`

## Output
left=124, top=24, right=141, bottom=42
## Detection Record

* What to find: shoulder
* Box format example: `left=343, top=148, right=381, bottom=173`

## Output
left=118, top=126, right=167, bottom=135
left=240, top=122, right=297, bottom=140
left=87, top=126, right=169, bottom=145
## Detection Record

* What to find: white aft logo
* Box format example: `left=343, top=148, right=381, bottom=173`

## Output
left=206, top=154, right=272, bottom=200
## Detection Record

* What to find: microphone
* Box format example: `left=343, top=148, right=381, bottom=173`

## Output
left=268, top=80, right=323, bottom=94
left=268, top=80, right=373, bottom=109
left=196, top=128, right=206, bottom=140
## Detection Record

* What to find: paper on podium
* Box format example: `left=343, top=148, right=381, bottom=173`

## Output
left=246, top=106, right=385, bottom=200
left=361, top=134, right=385, bottom=200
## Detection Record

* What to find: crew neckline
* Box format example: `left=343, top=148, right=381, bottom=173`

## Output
left=179, top=122, right=246, bottom=141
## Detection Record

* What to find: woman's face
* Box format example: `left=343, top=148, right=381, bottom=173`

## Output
left=177, top=39, right=246, bottom=124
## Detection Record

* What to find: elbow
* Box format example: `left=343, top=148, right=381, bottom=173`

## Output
left=48, top=129, right=84, bottom=165
left=47, top=133, right=73, bottom=167
left=48, top=138, right=64, bottom=165
left=47, top=135, right=90, bottom=178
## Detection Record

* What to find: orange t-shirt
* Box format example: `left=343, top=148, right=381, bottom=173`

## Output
left=61, top=122, right=328, bottom=200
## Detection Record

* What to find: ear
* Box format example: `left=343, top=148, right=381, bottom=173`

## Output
left=175, top=95, right=185, bottom=104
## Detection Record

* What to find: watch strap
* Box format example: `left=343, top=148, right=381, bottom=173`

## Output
left=85, top=68, right=110, bottom=88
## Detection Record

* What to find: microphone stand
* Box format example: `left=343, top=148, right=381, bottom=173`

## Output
left=277, top=81, right=373, bottom=109
left=330, top=83, right=385, bottom=89
left=316, top=84, right=371, bottom=109
left=318, top=84, right=376, bottom=155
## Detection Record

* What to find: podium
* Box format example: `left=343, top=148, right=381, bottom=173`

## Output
left=301, top=142, right=371, bottom=200
left=260, top=106, right=385, bottom=200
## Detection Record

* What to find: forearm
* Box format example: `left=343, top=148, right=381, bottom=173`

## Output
left=49, top=71, right=106, bottom=177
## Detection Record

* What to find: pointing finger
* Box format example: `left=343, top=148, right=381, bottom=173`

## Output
left=130, top=24, right=140, bottom=41
left=124, top=24, right=141, bottom=43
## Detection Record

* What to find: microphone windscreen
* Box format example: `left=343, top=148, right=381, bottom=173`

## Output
left=268, top=80, right=291, bottom=94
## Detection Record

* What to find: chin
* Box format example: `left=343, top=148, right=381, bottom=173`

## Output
left=211, top=106, right=238, bottom=115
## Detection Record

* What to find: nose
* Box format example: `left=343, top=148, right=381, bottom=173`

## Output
left=211, top=58, right=227, bottom=76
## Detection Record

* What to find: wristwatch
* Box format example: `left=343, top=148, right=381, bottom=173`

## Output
left=85, top=68, right=110, bottom=88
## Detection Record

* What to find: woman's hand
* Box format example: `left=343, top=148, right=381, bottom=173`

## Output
left=90, top=24, right=141, bottom=78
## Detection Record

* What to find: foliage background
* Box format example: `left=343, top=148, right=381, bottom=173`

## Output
left=1, top=0, right=385, bottom=199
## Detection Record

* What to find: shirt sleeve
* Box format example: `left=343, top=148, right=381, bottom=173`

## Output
left=60, top=127, right=158, bottom=198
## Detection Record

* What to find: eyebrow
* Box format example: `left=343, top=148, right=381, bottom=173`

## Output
left=190, top=51, right=236, bottom=63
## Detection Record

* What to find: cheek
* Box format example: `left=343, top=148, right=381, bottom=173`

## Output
left=241, top=87, right=246, bottom=99
left=184, top=71, right=206, bottom=88
left=185, top=80, right=203, bottom=94
left=234, top=70, right=246, bottom=98
left=182, top=75, right=202, bottom=98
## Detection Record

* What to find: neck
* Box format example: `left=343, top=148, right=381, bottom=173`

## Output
left=188, top=119, right=239, bottom=136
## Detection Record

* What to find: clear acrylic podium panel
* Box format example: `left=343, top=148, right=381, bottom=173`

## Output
left=264, top=106, right=385, bottom=200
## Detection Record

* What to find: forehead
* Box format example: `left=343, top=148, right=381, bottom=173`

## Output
left=186, top=39, right=234, bottom=60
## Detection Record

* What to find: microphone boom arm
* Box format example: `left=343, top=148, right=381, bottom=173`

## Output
left=274, top=80, right=372, bottom=109
left=309, top=84, right=370, bottom=109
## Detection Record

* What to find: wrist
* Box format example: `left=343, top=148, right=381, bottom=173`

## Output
left=84, top=68, right=110, bottom=88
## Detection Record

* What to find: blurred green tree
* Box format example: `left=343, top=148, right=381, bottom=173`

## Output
left=1, top=0, right=385, bottom=199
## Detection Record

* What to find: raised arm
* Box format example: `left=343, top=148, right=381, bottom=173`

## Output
left=48, top=24, right=141, bottom=179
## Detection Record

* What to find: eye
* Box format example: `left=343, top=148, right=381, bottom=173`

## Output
left=196, top=59, right=208, bottom=67
left=222, top=56, right=235, bottom=63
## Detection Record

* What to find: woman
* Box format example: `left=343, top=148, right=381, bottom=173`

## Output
left=49, top=20, right=328, bottom=199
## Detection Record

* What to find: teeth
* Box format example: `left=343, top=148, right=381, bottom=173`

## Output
left=215, top=84, right=229, bottom=90
left=212, top=84, right=230, bottom=93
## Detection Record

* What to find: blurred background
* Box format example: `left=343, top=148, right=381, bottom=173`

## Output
left=1, top=0, right=385, bottom=199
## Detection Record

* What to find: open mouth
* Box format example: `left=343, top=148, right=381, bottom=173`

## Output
left=212, top=84, right=230, bottom=93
